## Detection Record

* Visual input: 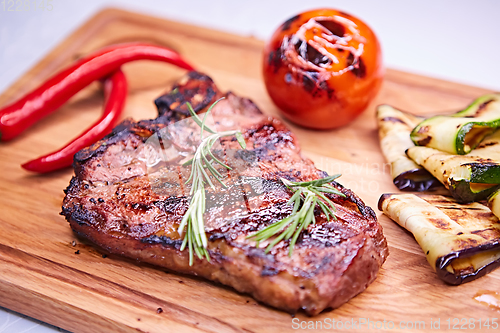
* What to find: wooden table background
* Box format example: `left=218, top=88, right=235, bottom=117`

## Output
left=0, top=8, right=498, bottom=333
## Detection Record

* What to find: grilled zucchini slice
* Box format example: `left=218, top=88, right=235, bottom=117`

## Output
left=378, top=193, right=500, bottom=285
left=377, top=104, right=440, bottom=191
left=410, top=93, right=500, bottom=154
left=489, top=189, right=500, bottom=220
left=407, top=130, right=500, bottom=203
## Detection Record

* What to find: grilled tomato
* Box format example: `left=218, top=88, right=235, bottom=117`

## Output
left=263, top=9, right=383, bottom=129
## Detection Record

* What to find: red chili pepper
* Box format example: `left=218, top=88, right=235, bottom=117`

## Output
left=21, top=69, right=127, bottom=173
left=0, top=43, right=194, bottom=141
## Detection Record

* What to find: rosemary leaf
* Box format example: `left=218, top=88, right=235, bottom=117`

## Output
left=186, top=99, right=217, bottom=134
left=235, top=131, right=247, bottom=149
left=289, top=174, right=340, bottom=187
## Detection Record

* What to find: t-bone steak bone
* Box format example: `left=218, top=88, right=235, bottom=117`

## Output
left=61, top=71, right=388, bottom=315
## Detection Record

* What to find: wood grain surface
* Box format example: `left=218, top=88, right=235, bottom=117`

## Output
left=0, top=8, right=498, bottom=333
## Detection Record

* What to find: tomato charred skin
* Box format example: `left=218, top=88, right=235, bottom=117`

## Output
left=263, top=9, right=384, bottom=129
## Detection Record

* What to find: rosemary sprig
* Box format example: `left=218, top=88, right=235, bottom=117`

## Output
left=178, top=98, right=246, bottom=265
left=247, top=175, right=345, bottom=256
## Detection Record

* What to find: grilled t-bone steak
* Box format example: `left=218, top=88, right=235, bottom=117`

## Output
left=61, top=71, right=388, bottom=315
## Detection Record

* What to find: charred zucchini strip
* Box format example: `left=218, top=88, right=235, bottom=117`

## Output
left=407, top=130, right=500, bottom=203
left=377, top=104, right=440, bottom=191
left=378, top=193, right=500, bottom=285
left=411, top=93, right=500, bottom=154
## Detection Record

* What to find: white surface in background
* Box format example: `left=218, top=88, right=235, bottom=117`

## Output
left=0, top=307, right=69, bottom=332
left=1, top=0, right=500, bottom=92
left=1, top=0, right=500, bottom=331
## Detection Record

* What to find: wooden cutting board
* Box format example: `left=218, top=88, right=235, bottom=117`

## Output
left=0, top=8, right=498, bottom=333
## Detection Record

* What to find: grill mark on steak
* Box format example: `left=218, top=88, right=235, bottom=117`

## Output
left=62, top=71, right=388, bottom=315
